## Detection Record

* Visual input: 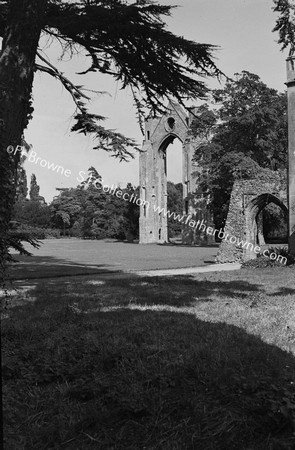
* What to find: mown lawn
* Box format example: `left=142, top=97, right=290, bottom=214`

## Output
left=2, top=267, right=295, bottom=449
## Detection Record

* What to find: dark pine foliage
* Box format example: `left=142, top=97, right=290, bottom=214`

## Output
left=0, top=0, right=225, bottom=280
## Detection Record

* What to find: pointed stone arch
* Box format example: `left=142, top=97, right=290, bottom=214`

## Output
left=139, top=103, right=200, bottom=243
left=216, top=174, right=288, bottom=262
left=244, top=193, right=288, bottom=258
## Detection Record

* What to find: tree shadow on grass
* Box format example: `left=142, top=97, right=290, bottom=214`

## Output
left=6, top=265, right=294, bottom=313
left=268, top=287, right=295, bottom=297
left=93, top=275, right=294, bottom=308
left=131, top=279, right=262, bottom=306
left=3, top=308, right=295, bottom=449
left=7, top=255, right=121, bottom=281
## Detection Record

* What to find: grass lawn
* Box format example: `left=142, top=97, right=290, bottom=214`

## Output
left=9, top=239, right=218, bottom=276
left=2, top=266, right=295, bottom=449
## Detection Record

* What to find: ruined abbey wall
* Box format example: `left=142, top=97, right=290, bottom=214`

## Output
left=216, top=172, right=287, bottom=263
left=139, top=102, right=214, bottom=244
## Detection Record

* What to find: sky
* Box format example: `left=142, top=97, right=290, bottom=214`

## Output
left=23, top=0, right=289, bottom=202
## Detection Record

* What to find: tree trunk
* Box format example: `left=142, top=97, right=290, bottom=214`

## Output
left=0, top=0, right=47, bottom=282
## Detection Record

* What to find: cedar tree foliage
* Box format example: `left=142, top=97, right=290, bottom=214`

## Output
left=0, top=0, right=224, bottom=277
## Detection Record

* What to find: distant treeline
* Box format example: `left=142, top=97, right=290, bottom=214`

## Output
left=12, top=167, right=184, bottom=241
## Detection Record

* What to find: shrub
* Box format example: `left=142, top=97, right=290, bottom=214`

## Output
left=17, top=225, right=60, bottom=240
left=71, top=221, right=83, bottom=238
left=43, top=228, right=60, bottom=239
left=242, top=257, right=282, bottom=269
left=242, top=247, right=295, bottom=269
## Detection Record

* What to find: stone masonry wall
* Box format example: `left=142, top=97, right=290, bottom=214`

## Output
left=216, top=172, right=287, bottom=263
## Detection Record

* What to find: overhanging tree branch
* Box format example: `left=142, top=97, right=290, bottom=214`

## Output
left=273, top=0, right=295, bottom=55
left=36, top=50, right=91, bottom=100
left=35, top=52, right=139, bottom=160
left=0, top=0, right=228, bottom=275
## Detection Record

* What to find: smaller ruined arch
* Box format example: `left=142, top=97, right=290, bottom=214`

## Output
left=245, top=193, right=288, bottom=255
left=216, top=174, right=288, bottom=263
left=246, top=192, right=288, bottom=215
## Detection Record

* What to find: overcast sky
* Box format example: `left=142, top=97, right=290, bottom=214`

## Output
left=24, top=0, right=288, bottom=202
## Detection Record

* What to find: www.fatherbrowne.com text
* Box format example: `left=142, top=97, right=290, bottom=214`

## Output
left=82, top=173, right=287, bottom=266
left=8, top=145, right=287, bottom=265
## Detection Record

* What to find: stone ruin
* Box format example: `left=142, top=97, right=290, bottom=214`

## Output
left=139, top=83, right=293, bottom=260
left=139, top=102, right=214, bottom=245
left=216, top=172, right=288, bottom=263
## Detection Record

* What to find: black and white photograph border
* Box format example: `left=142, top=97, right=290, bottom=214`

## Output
left=1, top=1, right=295, bottom=449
